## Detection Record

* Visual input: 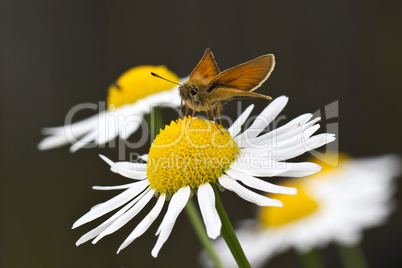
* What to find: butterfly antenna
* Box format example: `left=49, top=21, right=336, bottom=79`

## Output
left=151, top=72, right=182, bottom=86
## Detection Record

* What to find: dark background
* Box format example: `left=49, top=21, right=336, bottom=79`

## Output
left=1, top=0, right=401, bottom=267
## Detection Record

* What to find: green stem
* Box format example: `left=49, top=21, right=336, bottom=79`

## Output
left=299, top=249, right=325, bottom=268
left=337, top=244, right=369, bottom=268
left=185, top=200, right=224, bottom=268
left=213, top=185, right=251, bottom=268
left=145, top=108, right=223, bottom=268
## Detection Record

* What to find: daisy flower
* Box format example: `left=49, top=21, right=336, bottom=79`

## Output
left=72, top=96, right=335, bottom=257
left=204, top=153, right=401, bottom=267
left=38, top=65, right=185, bottom=152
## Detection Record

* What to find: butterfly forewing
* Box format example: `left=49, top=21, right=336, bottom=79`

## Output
left=206, top=54, right=275, bottom=93
left=188, top=48, right=220, bottom=86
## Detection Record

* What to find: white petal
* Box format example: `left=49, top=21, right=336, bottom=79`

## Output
left=198, top=183, right=221, bottom=239
left=272, top=133, right=336, bottom=160
left=240, top=125, right=320, bottom=155
left=238, top=113, right=313, bottom=148
left=245, top=96, right=288, bottom=135
left=96, top=128, right=119, bottom=146
left=251, top=122, right=320, bottom=148
left=233, top=147, right=323, bottom=177
left=235, top=96, right=288, bottom=144
left=152, top=186, right=190, bottom=257
left=72, top=180, right=149, bottom=228
left=230, top=154, right=293, bottom=177
left=93, top=189, right=154, bottom=243
left=156, top=186, right=191, bottom=235
left=69, top=131, right=99, bottom=153
left=151, top=223, right=174, bottom=258
left=38, top=133, right=81, bottom=151
left=99, top=155, right=147, bottom=180
left=227, top=105, right=254, bottom=137
left=42, top=111, right=100, bottom=134
left=99, top=154, right=116, bottom=167
left=40, top=112, right=99, bottom=141
left=218, top=175, right=283, bottom=207
left=277, top=162, right=322, bottom=177
left=273, top=113, right=312, bottom=136
left=353, top=154, right=401, bottom=178
left=110, top=164, right=147, bottom=180
left=39, top=120, right=98, bottom=151
left=117, top=194, right=166, bottom=253
left=92, top=182, right=137, bottom=190
left=119, top=114, right=144, bottom=140
left=114, top=162, right=147, bottom=172
left=225, top=169, right=297, bottom=195
left=75, top=193, right=142, bottom=246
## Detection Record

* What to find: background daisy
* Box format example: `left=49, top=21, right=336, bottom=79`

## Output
left=38, top=65, right=185, bottom=152
left=204, top=153, right=401, bottom=267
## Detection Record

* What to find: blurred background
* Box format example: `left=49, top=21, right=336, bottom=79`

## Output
left=1, top=0, right=401, bottom=267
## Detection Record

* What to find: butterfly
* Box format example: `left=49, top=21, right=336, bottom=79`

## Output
left=152, top=48, right=275, bottom=128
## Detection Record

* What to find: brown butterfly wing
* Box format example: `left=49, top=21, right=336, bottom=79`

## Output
left=188, top=48, right=220, bottom=87
left=206, top=54, right=275, bottom=93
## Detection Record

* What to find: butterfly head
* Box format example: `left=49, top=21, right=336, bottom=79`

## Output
left=179, top=83, right=202, bottom=107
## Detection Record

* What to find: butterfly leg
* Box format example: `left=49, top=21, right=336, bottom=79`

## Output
left=188, top=106, right=197, bottom=127
left=203, top=100, right=216, bottom=121
left=216, top=102, right=224, bottom=126
left=205, top=109, right=210, bottom=120
left=179, top=99, right=184, bottom=118
left=204, top=100, right=223, bottom=135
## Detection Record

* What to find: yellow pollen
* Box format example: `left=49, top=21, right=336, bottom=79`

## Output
left=146, top=117, right=240, bottom=195
left=258, top=180, right=319, bottom=227
left=106, top=65, right=179, bottom=109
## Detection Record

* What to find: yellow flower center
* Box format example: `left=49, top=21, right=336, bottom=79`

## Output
left=107, top=65, right=179, bottom=109
left=258, top=180, right=319, bottom=227
left=147, top=117, right=240, bottom=195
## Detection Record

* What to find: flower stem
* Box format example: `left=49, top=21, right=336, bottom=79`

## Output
left=337, top=244, right=368, bottom=268
left=299, top=249, right=325, bottom=268
left=185, top=200, right=224, bottom=268
left=213, top=184, right=251, bottom=268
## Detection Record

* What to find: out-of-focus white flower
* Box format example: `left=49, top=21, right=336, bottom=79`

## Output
left=38, top=65, right=184, bottom=152
left=204, top=153, right=401, bottom=267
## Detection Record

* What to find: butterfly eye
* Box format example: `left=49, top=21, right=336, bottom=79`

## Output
left=190, top=86, right=198, bottom=95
